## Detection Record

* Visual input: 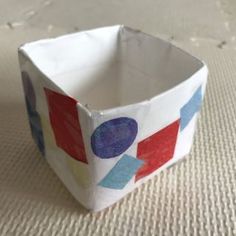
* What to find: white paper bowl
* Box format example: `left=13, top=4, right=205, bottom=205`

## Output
left=18, top=25, right=208, bottom=211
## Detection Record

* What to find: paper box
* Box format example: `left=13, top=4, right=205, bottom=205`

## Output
left=18, top=25, right=208, bottom=211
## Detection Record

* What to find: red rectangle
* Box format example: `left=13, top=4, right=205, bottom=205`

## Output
left=135, top=120, right=180, bottom=181
left=44, top=88, right=87, bottom=163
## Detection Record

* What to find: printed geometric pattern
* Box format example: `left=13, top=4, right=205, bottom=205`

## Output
left=21, top=71, right=45, bottom=156
left=135, top=120, right=180, bottom=181
left=44, top=88, right=87, bottom=163
left=99, top=154, right=143, bottom=189
left=180, top=86, right=202, bottom=131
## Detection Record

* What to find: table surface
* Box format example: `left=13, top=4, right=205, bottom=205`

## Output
left=0, top=0, right=235, bottom=235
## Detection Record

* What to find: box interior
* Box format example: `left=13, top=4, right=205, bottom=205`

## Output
left=21, top=25, right=204, bottom=111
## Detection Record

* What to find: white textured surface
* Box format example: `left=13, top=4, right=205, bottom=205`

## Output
left=0, top=0, right=236, bottom=235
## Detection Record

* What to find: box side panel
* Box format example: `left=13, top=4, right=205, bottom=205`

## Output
left=85, top=65, right=208, bottom=211
left=18, top=50, right=95, bottom=210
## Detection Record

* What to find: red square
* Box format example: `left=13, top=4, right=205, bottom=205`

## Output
left=135, top=120, right=180, bottom=181
left=44, top=88, right=87, bottom=163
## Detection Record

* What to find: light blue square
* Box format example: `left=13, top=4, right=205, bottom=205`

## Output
left=99, top=154, right=143, bottom=189
left=180, top=86, right=202, bottom=131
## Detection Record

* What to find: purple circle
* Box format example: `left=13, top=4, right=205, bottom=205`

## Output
left=21, top=71, right=45, bottom=156
left=91, top=117, right=138, bottom=159
left=21, top=71, right=36, bottom=109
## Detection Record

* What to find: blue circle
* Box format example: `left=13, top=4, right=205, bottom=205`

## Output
left=22, top=71, right=36, bottom=109
left=91, top=117, right=138, bottom=159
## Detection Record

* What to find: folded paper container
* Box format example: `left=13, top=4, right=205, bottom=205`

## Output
left=18, top=25, right=208, bottom=212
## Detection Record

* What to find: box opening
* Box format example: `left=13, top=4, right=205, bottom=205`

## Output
left=21, top=25, right=204, bottom=111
